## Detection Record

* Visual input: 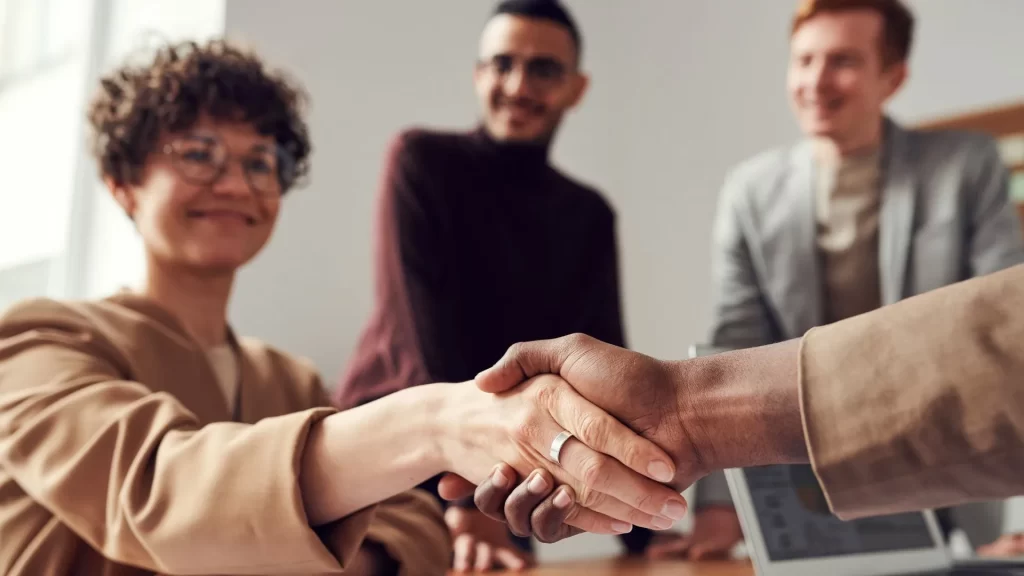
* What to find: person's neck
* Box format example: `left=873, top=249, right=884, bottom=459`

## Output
left=140, top=256, right=234, bottom=349
left=474, top=125, right=552, bottom=169
left=812, top=117, right=884, bottom=165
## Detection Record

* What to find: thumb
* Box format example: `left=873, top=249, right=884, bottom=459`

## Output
left=475, top=335, right=589, bottom=393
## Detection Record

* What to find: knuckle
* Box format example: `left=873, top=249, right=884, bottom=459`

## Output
left=533, top=379, right=558, bottom=406
left=509, top=419, right=540, bottom=445
left=565, top=333, right=590, bottom=349
left=618, top=435, right=645, bottom=467
left=578, top=454, right=613, bottom=489
left=575, top=484, right=604, bottom=508
left=576, top=411, right=611, bottom=446
left=633, top=492, right=654, bottom=513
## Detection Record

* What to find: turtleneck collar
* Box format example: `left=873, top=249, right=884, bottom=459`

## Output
left=471, top=124, right=552, bottom=171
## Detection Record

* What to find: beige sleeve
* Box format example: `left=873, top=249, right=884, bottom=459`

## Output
left=799, top=264, right=1024, bottom=520
left=0, top=299, right=372, bottom=574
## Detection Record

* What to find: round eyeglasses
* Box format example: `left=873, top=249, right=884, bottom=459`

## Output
left=161, top=134, right=295, bottom=196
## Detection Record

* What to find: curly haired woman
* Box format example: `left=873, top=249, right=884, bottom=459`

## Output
left=0, top=39, right=686, bottom=575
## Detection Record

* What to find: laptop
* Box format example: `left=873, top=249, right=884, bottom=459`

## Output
left=687, top=344, right=1024, bottom=576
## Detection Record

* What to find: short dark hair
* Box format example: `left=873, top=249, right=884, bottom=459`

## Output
left=792, top=0, right=915, bottom=66
left=87, top=39, right=311, bottom=192
left=492, top=0, right=582, bottom=62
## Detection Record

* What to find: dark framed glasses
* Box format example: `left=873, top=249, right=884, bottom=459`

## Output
left=478, top=54, right=569, bottom=91
left=161, top=133, right=295, bottom=196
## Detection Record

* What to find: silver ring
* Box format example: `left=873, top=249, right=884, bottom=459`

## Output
left=548, top=430, right=574, bottom=465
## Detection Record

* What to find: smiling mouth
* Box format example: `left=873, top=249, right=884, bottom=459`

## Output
left=188, top=210, right=256, bottom=225
left=805, top=98, right=843, bottom=113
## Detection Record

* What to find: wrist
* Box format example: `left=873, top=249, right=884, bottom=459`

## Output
left=407, top=383, right=453, bottom=475
left=670, top=340, right=807, bottom=473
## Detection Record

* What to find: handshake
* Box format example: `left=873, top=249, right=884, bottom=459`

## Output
left=431, top=333, right=808, bottom=544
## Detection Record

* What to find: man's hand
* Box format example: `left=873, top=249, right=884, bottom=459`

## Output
left=645, top=506, right=744, bottom=561
left=474, top=334, right=705, bottom=488
left=474, top=333, right=807, bottom=489
left=978, top=533, right=1024, bottom=558
left=446, top=506, right=535, bottom=572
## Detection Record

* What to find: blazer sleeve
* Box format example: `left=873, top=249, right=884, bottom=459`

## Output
left=799, top=264, right=1024, bottom=520
left=0, top=299, right=373, bottom=575
left=709, top=170, right=779, bottom=349
left=964, top=136, right=1024, bottom=276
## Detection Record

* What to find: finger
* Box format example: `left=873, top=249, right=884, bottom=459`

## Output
left=561, top=501, right=635, bottom=536
left=445, top=506, right=469, bottom=533
left=520, top=415, right=675, bottom=531
left=439, top=473, right=477, bottom=501
left=646, top=535, right=692, bottom=559
left=474, top=464, right=518, bottom=523
left=528, top=416, right=683, bottom=531
left=689, top=539, right=734, bottom=561
left=531, top=485, right=583, bottom=543
left=504, top=469, right=558, bottom=537
left=475, top=335, right=594, bottom=393
left=474, top=542, right=494, bottom=572
left=542, top=379, right=678, bottom=488
left=555, top=433, right=685, bottom=527
left=453, top=533, right=475, bottom=573
left=494, top=548, right=530, bottom=571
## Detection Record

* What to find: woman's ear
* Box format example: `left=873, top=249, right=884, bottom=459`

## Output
left=106, top=177, right=136, bottom=220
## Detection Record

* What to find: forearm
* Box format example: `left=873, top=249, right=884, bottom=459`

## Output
left=669, top=339, right=807, bottom=474
left=301, top=384, right=448, bottom=525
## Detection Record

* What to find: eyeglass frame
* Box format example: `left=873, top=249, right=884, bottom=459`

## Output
left=159, top=133, right=296, bottom=197
left=476, top=53, right=575, bottom=92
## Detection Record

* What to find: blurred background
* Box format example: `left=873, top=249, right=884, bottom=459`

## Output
left=1, top=0, right=1022, bottom=563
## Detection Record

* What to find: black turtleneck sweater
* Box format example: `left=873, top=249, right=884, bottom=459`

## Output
left=335, top=127, right=649, bottom=553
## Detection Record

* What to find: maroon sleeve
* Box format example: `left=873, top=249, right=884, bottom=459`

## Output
left=334, top=132, right=465, bottom=409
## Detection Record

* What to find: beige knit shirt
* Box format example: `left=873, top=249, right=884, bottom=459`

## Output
left=814, top=148, right=883, bottom=323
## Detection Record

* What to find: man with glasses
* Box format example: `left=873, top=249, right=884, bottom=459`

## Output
left=334, top=0, right=651, bottom=570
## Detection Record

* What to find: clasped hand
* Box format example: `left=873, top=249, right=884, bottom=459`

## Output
left=440, top=333, right=710, bottom=540
left=441, top=371, right=688, bottom=535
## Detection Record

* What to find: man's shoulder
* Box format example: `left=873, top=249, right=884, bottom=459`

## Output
left=900, top=124, right=1000, bottom=168
left=720, top=146, right=796, bottom=209
left=388, top=127, right=475, bottom=164
left=551, top=169, right=617, bottom=221
left=727, top=147, right=793, bottom=186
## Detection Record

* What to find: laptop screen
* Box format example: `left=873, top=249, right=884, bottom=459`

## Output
left=744, top=464, right=937, bottom=561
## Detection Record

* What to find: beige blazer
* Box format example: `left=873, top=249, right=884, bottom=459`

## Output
left=0, top=294, right=450, bottom=575
left=801, top=263, right=1024, bottom=520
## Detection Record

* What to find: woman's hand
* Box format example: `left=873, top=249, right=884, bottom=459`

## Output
left=446, top=506, right=534, bottom=572
left=437, top=375, right=688, bottom=534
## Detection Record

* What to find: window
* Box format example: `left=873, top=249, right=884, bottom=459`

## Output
left=0, top=0, right=88, bottom=307
left=0, top=0, right=75, bottom=86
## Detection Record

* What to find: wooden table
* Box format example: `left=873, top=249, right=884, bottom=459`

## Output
left=451, top=559, right=754, bottom=575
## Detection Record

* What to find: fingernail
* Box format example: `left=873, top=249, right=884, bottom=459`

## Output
left=553, top=490, right=572, bottom=509
left=492, top=467, right=509, bottom=489
left=528, top=473, right=549, bottom=494
left=661, top=500, right=687, bottom=520
left=652, top=516, right=675, bottom=530
left=648, top=461, right=674, bottom=483
left=611, top=522, right=633, bottom=534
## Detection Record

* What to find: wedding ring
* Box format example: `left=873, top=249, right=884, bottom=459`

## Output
left=548, top=430, right=574, bottom=465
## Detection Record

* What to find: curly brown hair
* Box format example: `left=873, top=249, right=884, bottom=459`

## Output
left=87, top=38, right=311, bottom=192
